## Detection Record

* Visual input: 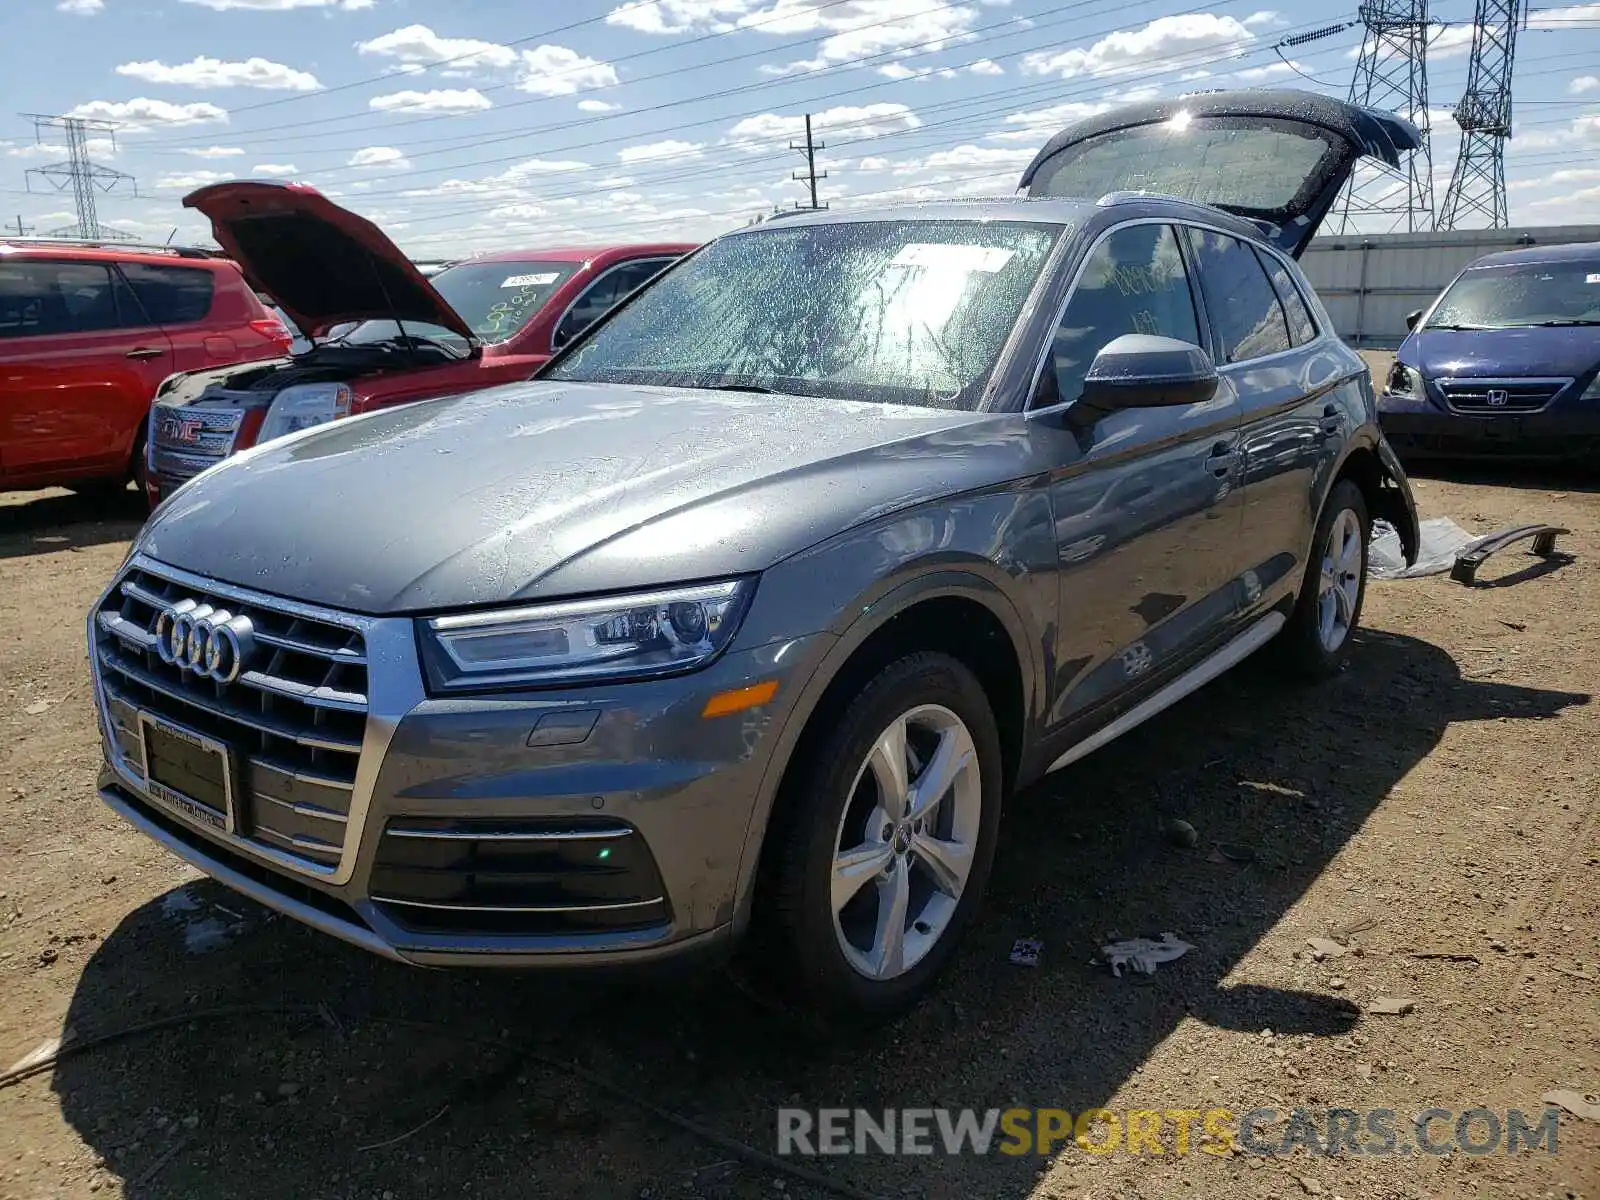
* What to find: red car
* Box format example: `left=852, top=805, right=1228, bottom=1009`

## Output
left=0, top=240, right=292, bottom=497
left=146, top=181, right=695, bottom=502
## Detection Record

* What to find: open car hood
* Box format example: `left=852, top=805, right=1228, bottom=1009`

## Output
left=183, top=181, right=475, bottom=340
left=1018, top=89, right=1421, bottom=258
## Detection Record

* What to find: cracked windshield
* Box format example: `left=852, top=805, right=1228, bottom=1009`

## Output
left=546, top=220, right=1060, bottom=409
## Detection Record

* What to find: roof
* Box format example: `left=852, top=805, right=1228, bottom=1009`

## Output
left=452, top=242, right=700, bottom=265
left=733, top=196, right=1097, bottom=230
left=1465, top=242, right=1600, bottom=268
left=0, top=240, right=233, bottom=266
left=726, top=194, right=1267, bottom=243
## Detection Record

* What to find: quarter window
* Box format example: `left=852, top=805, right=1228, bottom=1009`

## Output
left=1254, top=247, right=1318, bottom=345
left=0, top=261, right=124, bottom=338
left=555, top=258, right=675, bottom=346
left=119, top=262, right=216, bottom=326
left=1046, top=223, right=1202, bottom=406
left=1185, top=229, right=1292, bottom=362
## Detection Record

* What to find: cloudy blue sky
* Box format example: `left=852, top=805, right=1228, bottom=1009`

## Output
left=3, top=0, right=1597, bottom=257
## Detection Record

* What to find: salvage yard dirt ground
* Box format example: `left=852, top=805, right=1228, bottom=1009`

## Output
left=2, top=457, right=1598, bottom=1200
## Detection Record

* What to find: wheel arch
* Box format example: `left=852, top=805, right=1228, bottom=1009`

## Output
left=729, top=571, right=1033, bottom=935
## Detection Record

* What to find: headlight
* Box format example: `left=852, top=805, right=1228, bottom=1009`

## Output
left=257, top=382, right=353, bottom=444
left=419, top=579, right=756, bottom=692
left=1385, top=362, right=1424, bottom=400
left=1581, top=374, right=1600, bottom=401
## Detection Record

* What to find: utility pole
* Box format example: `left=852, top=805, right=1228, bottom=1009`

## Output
left=789, top=113, right=828, bottom=211
left=8, top=215, right=33, bottom=237
left=1438, top=0, right=1524, bottom=228
left=1333, top=0, right=1435, bottom=233
left=20, top=113, right=137, bottom=241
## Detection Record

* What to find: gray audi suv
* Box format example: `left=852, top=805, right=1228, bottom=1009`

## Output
left=89, top=90, right=1420, bottom=1014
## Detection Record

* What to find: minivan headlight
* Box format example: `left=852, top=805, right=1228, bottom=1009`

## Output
left=258, top=383, right=353, bottom=444
left=419, top=579, right=756, bottom=692
left=1581, top=374, right=1600, bottom=401
left=1385, top=362, right=1424, bottom=400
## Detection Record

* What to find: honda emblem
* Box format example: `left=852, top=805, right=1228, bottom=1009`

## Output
left=1485, top=389, right=1509, bottom=407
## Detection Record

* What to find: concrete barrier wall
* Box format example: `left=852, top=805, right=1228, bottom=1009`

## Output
left=1299, top=224, right=1600, bottom=349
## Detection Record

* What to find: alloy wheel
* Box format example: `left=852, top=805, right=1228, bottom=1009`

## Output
left=1317, top=507, right=1363, bottom=652
left=830, top=703, right=982, bottom=981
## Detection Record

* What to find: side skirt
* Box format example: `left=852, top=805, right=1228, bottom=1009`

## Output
left=1045, top=612, right=1287, bottom=774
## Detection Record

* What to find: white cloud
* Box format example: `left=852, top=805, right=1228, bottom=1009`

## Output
left=858, top=155, right=893, bottom=170
left=967, top=58, right=1004, bottom=75
left=181, top=146, right=246, bottom=158
left=57, top=0, right=104, bottom=14
left=1571, top=75, right=1600, bottom=94
left=397, top=157, right=590, bottom=197
left=356, top=24, right=521, bottom=71
left=901, top=143, right=1035, bottom=173
left=116, top=55, right=320, bottom=91
left=156, top=168, right=236, bottom=189
left=1235, top=60, right=1301, bottom=82
left=516, top=45, right=619, bottom=96
left=66, top=98, right=228, bottom=131
left=348, top=146, right=411, bottom=169
left=252, top=162, right=299, bottom=174
left=489, top=203, right=547, bottom=220
left=1241, top=10, right=1281, bottom=26
left=10, top=137, right=118, bottom=159
left=618, top=139, right=704, bottom=164
left=181, top=0, right=368, bottom=9
left=605, top=0, right=751, bottom=35
left=1527, top=3, right=1600, bottom=28
left=758, top=1, right=982, bottom=76
left=725, top=103, right=920, bottom=148
left=578, top=99, right=623, bottom=113
left=1507, top=166, right=1600, bottom=190
left=1022, top=13, right=1256, bottom=79
left=1429, top=23, right=1478, bottom=60
left=1526, top=183, right=1600, bottom=213
left=988, top=99, right=1111, bottom=142
left=369, top=88, right=492, bottom=115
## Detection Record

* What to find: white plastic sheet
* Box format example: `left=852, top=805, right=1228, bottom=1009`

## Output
left=1369, top=517, right=1488, bottom=579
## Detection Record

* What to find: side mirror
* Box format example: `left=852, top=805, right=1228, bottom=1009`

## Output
left=1074, top=334, right=1219, bottom=424
left=1405, top=309, right=1423, bottom=331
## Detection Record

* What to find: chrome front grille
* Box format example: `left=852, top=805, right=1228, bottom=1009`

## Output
left=1437, top=378, right=1570, bottom=414
left=93, top=561, right=369, bottom=872
left=149, top=405, right=244, bottom=483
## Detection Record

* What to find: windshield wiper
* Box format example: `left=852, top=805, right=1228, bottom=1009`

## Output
left=1522, top=319, right=1600, bottom=328
left=701, top=382, right=788, bottom=395
left=1425, top=322, right=1496, bottom=331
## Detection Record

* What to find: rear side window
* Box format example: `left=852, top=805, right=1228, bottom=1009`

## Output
left=0, top=261, right=124, bottom=338
left=1254, top=247, right=1319, bottom=345
left=555, top=258, right=676, bottom=345
left=1046, top=223, right=1202, bottom=406
left=1185, top=229, right=1292, bottom=362
left=119, top=262, right=216, bottom=326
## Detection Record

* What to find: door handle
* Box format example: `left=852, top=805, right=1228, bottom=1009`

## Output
left=1318, top=404, right=1342, bottom=437
left=126, top=348, right=165, bottom=360
left=1203, top=441, right=1237, bottom=476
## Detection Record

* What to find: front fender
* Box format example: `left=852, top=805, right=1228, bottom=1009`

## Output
left=1373, top=436, right=1421, bottom=564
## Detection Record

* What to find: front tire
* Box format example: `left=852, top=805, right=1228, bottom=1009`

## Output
left=1279, top=479, right=1370, bottom=679
left=762, top=652, right=1003, bottom=1016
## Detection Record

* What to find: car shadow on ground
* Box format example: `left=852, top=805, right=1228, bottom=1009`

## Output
left=0, top=488, right=146, bottom=560
left=49, top=632, right=1589, bottom=1200
left=1404, top=459, right=1600, bottom=496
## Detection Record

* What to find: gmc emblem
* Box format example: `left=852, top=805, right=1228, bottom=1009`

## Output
left=161, top=417, right=204, bottom=444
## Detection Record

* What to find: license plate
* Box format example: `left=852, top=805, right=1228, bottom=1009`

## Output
left=138, top=713, right=237, bottom=834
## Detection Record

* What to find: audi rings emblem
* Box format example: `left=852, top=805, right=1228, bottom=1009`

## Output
left=154, top=599, right=256, bottom=684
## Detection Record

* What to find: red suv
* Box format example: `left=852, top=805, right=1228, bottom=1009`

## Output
left=146, top=181, right=695, bottom=503
left=0, top=241, right=292, bottom=497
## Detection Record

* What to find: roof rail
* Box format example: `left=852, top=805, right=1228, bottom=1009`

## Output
left=0, top=236, right=226, bottom=260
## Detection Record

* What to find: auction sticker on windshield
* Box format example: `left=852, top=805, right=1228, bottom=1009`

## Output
left=501, top=273, right=561, bottom=288
left=891, top=244, right=1016, bottom=273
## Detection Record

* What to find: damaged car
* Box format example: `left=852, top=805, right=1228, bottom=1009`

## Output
left=91, top=89, right=1419, bottom=1015
left=144, top=181, right=693, bottom=504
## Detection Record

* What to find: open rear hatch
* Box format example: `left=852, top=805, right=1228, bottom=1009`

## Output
left=1018, top=88, right=1421, bottom=258
left=183, top=180, right=475, bottom=340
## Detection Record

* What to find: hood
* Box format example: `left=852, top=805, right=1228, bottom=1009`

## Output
left=139, top=382, right=1027, bottom=613
left=1018, top=88, right=1421, bottom=258
left=183, top=181, right=474, bottom=341
left=1403, top=325, right=1600, bottom=382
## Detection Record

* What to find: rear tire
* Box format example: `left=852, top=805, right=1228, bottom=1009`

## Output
left=1278, top=479, right=1370, bottom=680
left=760, top=652, right=1003, bottom=1017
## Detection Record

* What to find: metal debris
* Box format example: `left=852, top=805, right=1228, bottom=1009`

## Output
left=1366, top=997, right=1417, bottom=1016
left=1542, top=1090, right=1600, bottom=1122
left=1009, top=937, right=1043, bottom=968
left=1101, top=933, right=1193, bottom=978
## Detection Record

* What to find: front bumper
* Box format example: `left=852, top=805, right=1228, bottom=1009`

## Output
left=91, top=556, right=825, bottom=970
left=1379, top=390, right=1600, bottom=461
